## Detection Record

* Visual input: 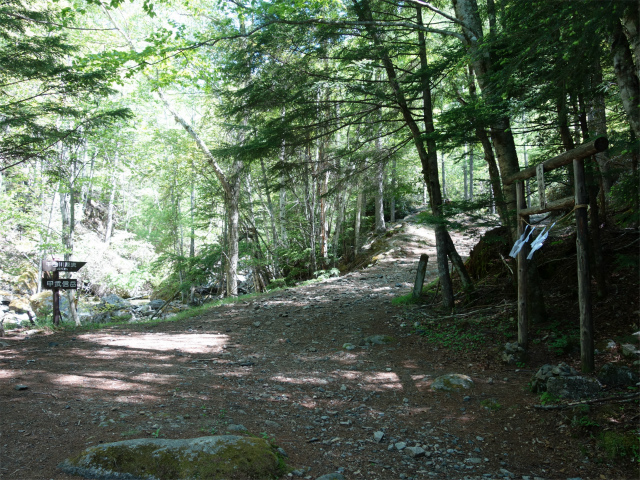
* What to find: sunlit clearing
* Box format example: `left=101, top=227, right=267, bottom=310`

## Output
left=362, top=372, right=403, bottom=391
left=271, top=375, right=330, bottom=385
left=85, top=333, right=229, bottom=354
left=49, top=373, right=159, bottom=392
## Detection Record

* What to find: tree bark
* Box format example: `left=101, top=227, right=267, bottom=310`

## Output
left=587, top=59, right=614, bottom=195
left=374, top=155, right=386, bottom=233
left=260, top=157, right=279, bottom=276
left=354, top=185, right=363, bottom=256
left=390, top=157, right=397, bottom=222
left=611, top=17, right=640, bottom=139
left=453, top=0, right=521, bottom=237
left=463, top=145, right=468, bottom=199
left=104, top=150, right=118, bottom=246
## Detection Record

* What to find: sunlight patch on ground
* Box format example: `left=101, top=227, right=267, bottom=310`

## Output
left=84, top=333, right=229, bottom=354
left=48, top=373, right=155, bottom=392
left=271, top=374, right=330, bottom=385
left=361, top=372, right=403, bottom=391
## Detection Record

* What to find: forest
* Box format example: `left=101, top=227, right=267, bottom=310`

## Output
left=0, top=0, right=639, bottom=479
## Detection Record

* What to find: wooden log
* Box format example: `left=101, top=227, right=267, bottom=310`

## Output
left=536, top=163, right=546, bottom=208
left=516, top=182, right=528, bottom=349
left=52, top=271, right=60, bottom=327
left=503, top=137, right=608, bottom=185
left=518, top=196, right=575, bottom=217
left=412, top=254, right=429, bottom=300
left=574, top=158, right=594, bottom=373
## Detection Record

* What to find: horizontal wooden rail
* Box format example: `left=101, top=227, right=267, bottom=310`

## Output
left=503, top=137, right=608, bottom=186
left=518, top=196, right=574, bottom=217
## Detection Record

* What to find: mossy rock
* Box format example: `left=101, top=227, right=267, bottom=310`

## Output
left=30, top=291, right=53, bottom=315
left=431, top=374, right=474, bottom=391
left=58, top=435, right=288, bottom=480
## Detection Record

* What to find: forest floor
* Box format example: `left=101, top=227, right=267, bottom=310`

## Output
left=1, top=215, right=639, bottom=480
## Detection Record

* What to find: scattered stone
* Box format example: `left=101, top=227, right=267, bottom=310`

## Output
left=101, top=294, right=127, bottom=306
left=502, top=342, right=526, bottom=365
left=621, top=343, right=640, bottom=358
left=395, top=442, right=407, bottom=450
left=546, top=376, right=601, bottom=400
left=431, top=374, right=474, bottom=391
left=58, top=436, right=287, bottom=480
left=406, top=446, right=426, bottom=458
left=316, top=473, right=345, bottom=480
left=373, top=431, right=385, bottom=442
left=226, top=424, right=248, bottom=433
left=594, top=339, right=617, bottom=354
left=253, top=321, right=261, bottom=328
left=14, top=384, right=28, bottom=391
left=363, top=335, right=393, bottom=345
left=264, top=420, right=281, bottom=429
left=148, top=299, right=165, bottom=310
left=597, top=363, right=640, bottom=386
left=530, top=363, right=579, bottom=393
left=342, top=343, right=356, bottom=351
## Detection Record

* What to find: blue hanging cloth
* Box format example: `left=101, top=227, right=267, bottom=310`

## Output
left=509, top=225, right=535, bottom=258
left=527, top=222, right=556, bottom=260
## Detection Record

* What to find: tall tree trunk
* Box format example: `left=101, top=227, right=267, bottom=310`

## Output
left=621, top=4, right=639, bottom=69
left=305, top=144, right=317, bottom=274
left=279, top=173, right=287, bottom=248
left=440, top=152, right=446, bottom=199
left=468, top=66, right=509, bottom=225
left=226, top=173, right=241, bottom=297
left=463, top=145, right=468, bottom=199
left=374, top=155, right=386, bottom=233
left=557, top=89, right=576, bottom=187
left=104, top=151, right=119, bottom=246
left=453, top=0, right=521, bottom=236
left=318, top=142, right=329, bottom=262
left=260, top=157, right=279, bottom=276
left=454, top=0, right=543, bottom=319
left=587, top=59, right=614, bottom=195
left=390, top=157, right=397, bottom=222
left=611, top=17, right=640, bottom=138
left=190, top=159, right=195, bottom=259
left=354, top=185, right=363, bottom=256
left=469, top=144, right=474, bottom=200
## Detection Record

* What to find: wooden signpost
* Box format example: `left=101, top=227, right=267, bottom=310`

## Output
left=503, top=137, right=608, bottom=373
left=41, top=259, right=86, bottom=326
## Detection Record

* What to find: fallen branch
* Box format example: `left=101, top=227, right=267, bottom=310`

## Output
left=533, top=392, right=640, bottom=410
left=149, top=290, right=181, bottom=321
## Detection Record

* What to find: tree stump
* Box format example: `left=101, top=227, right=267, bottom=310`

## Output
left=412, top=254, right=429, bottom=299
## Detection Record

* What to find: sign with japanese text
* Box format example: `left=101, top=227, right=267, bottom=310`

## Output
left=42, top=260, right=87, bottom=272
left=42, top=278, right=78, bottom=290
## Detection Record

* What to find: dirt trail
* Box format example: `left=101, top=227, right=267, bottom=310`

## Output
left=0, top=219, right=632, bottom=480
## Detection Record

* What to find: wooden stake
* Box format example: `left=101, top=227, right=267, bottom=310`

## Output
left=413, top=254, right=429, bottom=300
left=574, top=158, right=594, bottom=373
left=52, top=271, right=60, bottom=327
left=536, top=163, right=546, bottom=208
left=516, top=182, right=528, bottom=349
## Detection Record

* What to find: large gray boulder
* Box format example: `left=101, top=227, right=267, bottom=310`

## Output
left=431, top=374, right=474, bottom=391
left=58, top=435, right=288, bottom=480
left=530, top=363, right=579, bottom=393
left=597, top=363, right=640, bottom=387
left=546, top=376, right=601, bottom=400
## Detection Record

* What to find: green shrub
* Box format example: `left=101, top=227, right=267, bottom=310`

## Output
left=597, top=431, right=640, bottom=461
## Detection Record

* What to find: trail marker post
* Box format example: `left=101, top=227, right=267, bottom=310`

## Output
left=41, top=259, right=86, bottom=326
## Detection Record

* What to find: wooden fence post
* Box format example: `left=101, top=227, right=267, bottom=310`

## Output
left=413, top=254, right=429, bottom=300
left=516, top=182, right=528, bottom=349
left=574, top=158, right=594, bottom=373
